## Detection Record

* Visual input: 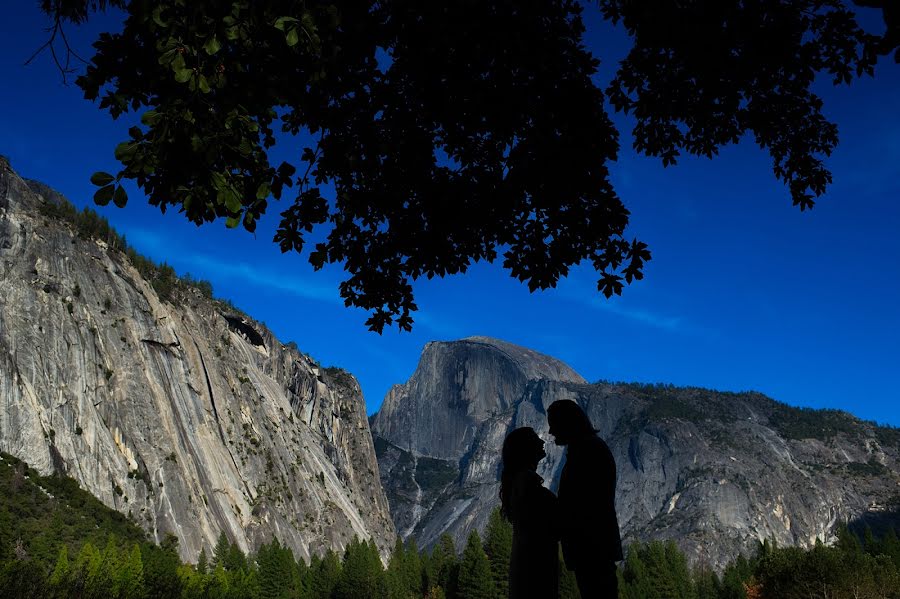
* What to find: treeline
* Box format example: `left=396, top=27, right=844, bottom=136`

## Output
left=3, top=513, right=900, bottom=598
left=37, top=189, right=227, bottom=307
left=0, top=530, right=479, bottom=599
left=3, top=451, right=899, bottom=598
left=0, top=453, right=147, bottom=564
left=620, top=526, right=900, bottom=598
left=1, top=507, right=559, bottom=598
left=597, top=379, right=900, bottom=451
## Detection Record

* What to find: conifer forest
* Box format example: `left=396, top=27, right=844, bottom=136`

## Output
left=2, top=453, right=899, bottom=598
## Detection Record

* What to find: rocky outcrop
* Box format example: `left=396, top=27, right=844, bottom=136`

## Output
left=0, top=157, right=395, bottom=562
left=372, top=338, right=900, bottom=569
left=372, top=337, right=585, bottom=461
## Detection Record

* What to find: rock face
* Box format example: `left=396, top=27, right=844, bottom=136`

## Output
left=374, top=337, right=585, bottom=462
left=0, top=158, right=395, bottom=562
left=371, top=337, right=900, bottom=569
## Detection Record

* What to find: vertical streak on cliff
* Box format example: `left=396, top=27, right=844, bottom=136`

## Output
left=194, top=341, right=223, bottom=433
left=192, top=339, right=251, bottom=498
left=403, top=454, right=425, bottom=538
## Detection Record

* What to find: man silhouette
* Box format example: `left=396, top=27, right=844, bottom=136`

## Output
left=547, top=399, right=622, bottom=598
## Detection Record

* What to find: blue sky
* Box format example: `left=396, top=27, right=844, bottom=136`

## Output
left=2, top=5, right=898, bottom=426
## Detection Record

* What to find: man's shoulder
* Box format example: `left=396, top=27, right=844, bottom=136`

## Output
left=573, top=434, right=611, bottom=452
left=570, top=435, right=615, bottom=466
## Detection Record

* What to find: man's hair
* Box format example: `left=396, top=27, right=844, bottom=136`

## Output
left=547, top=399, right=597, bottom=436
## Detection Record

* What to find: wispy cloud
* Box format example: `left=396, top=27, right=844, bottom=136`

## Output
left=587, top=296, right=685, bottom=331
left=121, top=227, right=164, bottom=249
left=124, top=227, right=701, bottom=336
left=409, top=309, right=468, bottom=340
left=555, top=273, right=704, bottom=335
left=124, top=228, right=342, bottom=304
left=183, top=254, right=342, bottom=304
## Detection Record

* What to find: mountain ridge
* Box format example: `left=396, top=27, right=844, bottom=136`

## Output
left=0, top=158, right=395, bottom=562
left=372, top=337, right=900, bottom=569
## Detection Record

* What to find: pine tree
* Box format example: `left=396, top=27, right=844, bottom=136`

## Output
left=226, top=540, right=248, bottom=573
left=257, top=540, right=275, bottom=598
left=196, top=547, right=208, bottom=575
left=385, top=536, right=423, bottom=599
left=0, top=557, right=48, bottom=599
left=233, top=564, right=261, bottom=598
left=883, top=528, right=900, bottom=568
left=752, top=544, right=807, bottom=599
left=621, top=543, right=653, bottom=599
left=861, top=526, right=878, bottom=553
left=292, top=554, right=307, bottom=599
left=806, top=539, right=846, bottom=597
left=213, top=532, right=230, bottom=569
left=428, top=534, right=459, bottom=599
left=334, top=537, right=385, bottom=599
left=49, top=546, right=71, bottom=595
left=626, top=540, right=697, bottom=599
left=142, top=535, right=183, bottom=599
left=371, top=539, right=389, bottom=595
left=178, top=563, right=208, bottom=599
left=403, top=538, right=423, bottom=597
left=663, top=540, right=695, bottom=598
left=720, top=554, right=752, bottom=599
left=692, top=564, right=720, bottom=599
left=835, top=523, right=863, bottom=556
left=97, top=537, right=120, bottom=597
left=386, top=537, right=409, bottom=599
left=75, top=541, right=103, bottom=599
left=457, top=530, right=494, bottom=599
left=207, top=564, right=230, bottom=598
left=307, top=549, right=341, bottom=598
left=482, top=508, right=512, bottom=599
left=258, top=539, right=295, bottom=599
left=304, top=553, right=321, bottom=598
left=643, top=541, right=675, bottom=598
left=118, top=544, right=146, bottom=599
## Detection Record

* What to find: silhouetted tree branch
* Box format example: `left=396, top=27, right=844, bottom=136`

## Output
left=33, top=0, right=892, bottom=332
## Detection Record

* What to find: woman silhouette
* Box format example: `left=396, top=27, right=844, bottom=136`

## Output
left=500, top=427, right=559, bottom=599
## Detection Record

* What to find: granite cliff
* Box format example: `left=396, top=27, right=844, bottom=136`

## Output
left=0, top=157, right=395, bottom=562
left=371, top=337, right=900, bottom=568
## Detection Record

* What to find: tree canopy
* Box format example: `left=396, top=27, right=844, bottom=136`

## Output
left=37, top=0, right=897, bottom=331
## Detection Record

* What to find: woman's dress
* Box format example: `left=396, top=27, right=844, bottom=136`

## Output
left=508, top=470, right=559, bottom=599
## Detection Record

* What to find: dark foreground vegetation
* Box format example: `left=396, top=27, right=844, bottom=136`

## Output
left=35, top=1, right=898, bottom=333
left=2, top=453, right=899, bottom=598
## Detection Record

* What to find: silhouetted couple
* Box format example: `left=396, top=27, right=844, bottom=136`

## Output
left=500, top=400, right=623, bottom=598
